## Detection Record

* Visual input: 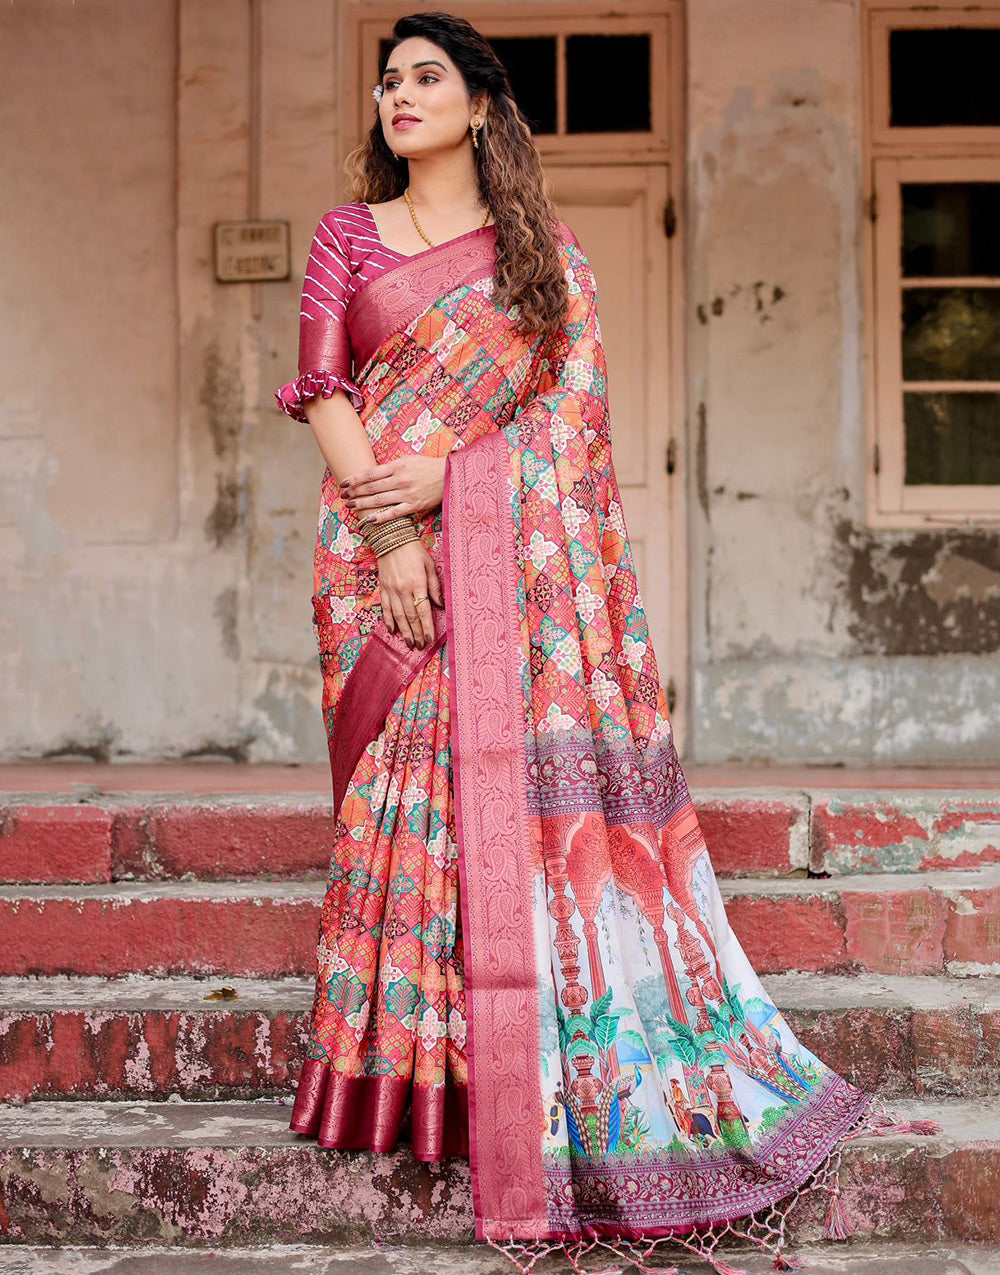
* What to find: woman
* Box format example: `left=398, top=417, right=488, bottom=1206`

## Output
left=275, top=12, right=935, bottom=1272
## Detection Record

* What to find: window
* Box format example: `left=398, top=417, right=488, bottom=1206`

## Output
left=369, top=14, right=671, bottom=162
left=866, top=5, right=1000, bottom=525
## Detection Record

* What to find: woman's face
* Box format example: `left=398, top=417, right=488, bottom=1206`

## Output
left=378, top=36, right=484, bottom=161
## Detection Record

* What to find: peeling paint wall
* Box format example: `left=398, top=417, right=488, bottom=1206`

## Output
left=686, top=0, right=1000, bottom=763
left=3, top=0, right=997, bottom=765
left=0, top=0, right=334, bottom=763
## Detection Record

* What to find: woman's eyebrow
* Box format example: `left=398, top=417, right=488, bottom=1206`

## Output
left=383, top=59, right=448, bottom=75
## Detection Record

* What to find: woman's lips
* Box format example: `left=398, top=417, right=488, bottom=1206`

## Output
left=392, top=117, right=420, bottom=130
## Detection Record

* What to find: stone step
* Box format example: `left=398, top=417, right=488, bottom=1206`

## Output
left=810, top=794, right=1000, bottom=876
left=3, top=790, right=999, bottom=884
left=719, top=868, right=1000, bottom=977
left=1, top=1242, right=999, bottom=1274
left=1, top=974, right=997, bottom=1105
left=0, top=1097, right=994, bottom=1246
left=0, top=880, right=320, bottom=977
left=0, top=869, right=996, bottom=978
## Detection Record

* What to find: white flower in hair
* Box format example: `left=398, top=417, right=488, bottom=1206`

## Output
left=372, top=84, right=384, bottom=102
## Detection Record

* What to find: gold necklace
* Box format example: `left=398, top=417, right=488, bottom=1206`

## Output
left=404, top=187, right=490, bottom=248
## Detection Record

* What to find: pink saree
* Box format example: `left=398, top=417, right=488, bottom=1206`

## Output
left=289, top=219, right=935, bottom=1271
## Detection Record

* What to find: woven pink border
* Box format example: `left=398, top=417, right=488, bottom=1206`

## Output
left=348, top=228, right=497, bottom=372
left=442, top=435, right=548, bottom=1241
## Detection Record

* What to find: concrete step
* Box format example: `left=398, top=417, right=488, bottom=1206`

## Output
left=719, top=868, right=1000, bottom=977
left=0, top=868, right=996, bottom=977
left=1, top=1242, right=999, bottom=1274
left=3, top=790, right=999, bottom=884
left=1, top=974, right=997, bottom=1104
left=0, top=1097, right=993, bottom=1247
left=809, top=794, right=1000, bottom=876
left=0, top=976, right=312, bottom=1103
left=0, top=880, right=320, bottom=977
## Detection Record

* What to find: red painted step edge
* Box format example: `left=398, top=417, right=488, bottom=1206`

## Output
left=1, top=797, right=805, bottom=883
left=0, top=894, right=320, bottom=977
left=725, top=881, right=1000, bottom=976
left=0, top=1125, right=995, bottom=1244
left=812, top=796, right=1000, bottom=875
left=0, top=876, right=996, bottom=977
left=2, top=1000, right=997, bottom=1102
left=0, top=806, right=113, bottom=885
left=0, top=1008, right=307, bottom=1102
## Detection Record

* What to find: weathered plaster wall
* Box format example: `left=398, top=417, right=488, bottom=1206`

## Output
left=0, top=0, right=335, bottom=763
left=686, top=0, right=1000, bottom=763
left=3, top=0, right=997, bottom=765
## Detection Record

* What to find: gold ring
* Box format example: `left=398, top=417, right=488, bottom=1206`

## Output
left=412, top=594, right=429, bottom=604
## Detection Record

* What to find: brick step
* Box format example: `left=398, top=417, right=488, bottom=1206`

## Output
left=0, top=881, right=320, bottom=977
left=1, top=869, right=996, bottom=978
left=1, top=1243, right=999, bottom=1275
left=1, top=974, right=997, bottom=1105
left=3, top=790, right=999, bottom=884
left=0, top=1097, right=994, bottom=1246
left=719, top=868, right=1000, bottom=977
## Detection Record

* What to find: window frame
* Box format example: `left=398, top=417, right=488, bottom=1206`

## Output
left=347, top=3, right=672, bottom=164
left=864, top=2, right=1000, bottom=527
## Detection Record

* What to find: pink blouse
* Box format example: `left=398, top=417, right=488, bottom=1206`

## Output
left=274, top=203, right=407, bottom=422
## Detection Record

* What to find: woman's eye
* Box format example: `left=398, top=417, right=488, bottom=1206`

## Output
left=382, top=74, right=439, bottom=89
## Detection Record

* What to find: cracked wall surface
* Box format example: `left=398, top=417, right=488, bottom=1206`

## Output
left=686, top=0, right=1000, bottom=763
left=0, top=0, right=334, bottom=764
left=2, top=0, right=997, bottom=764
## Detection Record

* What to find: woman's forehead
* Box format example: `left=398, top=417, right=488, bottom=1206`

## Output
left=385, top=37, right=452, bottom=70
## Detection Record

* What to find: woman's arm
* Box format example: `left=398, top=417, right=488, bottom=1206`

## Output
left=304, top=388, right=444, bottom=649
left=303, top=385, right=378, bottom=485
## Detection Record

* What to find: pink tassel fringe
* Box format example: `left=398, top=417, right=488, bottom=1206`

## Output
left=484, top=1097, right=940, bottom=1273
left=822, top=1192, right=856, bottom=1241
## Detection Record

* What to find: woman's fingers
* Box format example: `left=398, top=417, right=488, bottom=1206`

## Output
left=391, top=592, right=418, bottom=648
left=344, top=457, right=443, bottom=523
left=341, top=462, right=395, bottom=493
left=380, top=586, right=396, bottom=634
left=376, top=543, right=440, bottom=649
left=426, top=558, right=445, bottom=608
left=412, top=598, right=434, bottom=646
left=358, top=501, right=408, bottom=526
left=400, top=596, right=424, bottom=647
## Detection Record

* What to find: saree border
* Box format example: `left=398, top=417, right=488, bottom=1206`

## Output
left=326, top=535, right=447, bottom=821
left=347, top=226, right=497, bottom=373
left=442, top=433, right=548, bottom=1241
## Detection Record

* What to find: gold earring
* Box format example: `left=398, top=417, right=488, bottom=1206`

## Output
left=471, top=117, right=481, bottom=149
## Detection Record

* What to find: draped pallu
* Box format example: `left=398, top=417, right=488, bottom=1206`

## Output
left=287, top=219, right=918, bottom=1268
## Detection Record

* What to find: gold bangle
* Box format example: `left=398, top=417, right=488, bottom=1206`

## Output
left=373, top=538, right=419, bottom=558
left=366, top=518, right=416, bottom=544
left=368, top=523, right=420, bottom=557
left=361, top=513, right=414, bottom=545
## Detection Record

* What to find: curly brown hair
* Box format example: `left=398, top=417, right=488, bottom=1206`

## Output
left=344, top=10, right=568, bottom=337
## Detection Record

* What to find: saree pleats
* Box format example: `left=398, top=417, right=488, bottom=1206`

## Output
left=293, top=635, right=468, bottom=1161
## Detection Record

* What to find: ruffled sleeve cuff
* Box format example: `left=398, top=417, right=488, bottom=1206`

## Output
left=274, top=369, right=364, bottom=422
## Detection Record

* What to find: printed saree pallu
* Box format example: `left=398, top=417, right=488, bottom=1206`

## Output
left=291, top=222, right=935, bottom=1273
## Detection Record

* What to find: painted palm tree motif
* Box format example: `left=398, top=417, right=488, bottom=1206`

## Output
left=555, top=989, right=648, bottom=1157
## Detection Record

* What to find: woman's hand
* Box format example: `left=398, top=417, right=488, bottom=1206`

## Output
left=377, top=540, right=445, bottom=649
left=341, top=455, right=446, bottom=523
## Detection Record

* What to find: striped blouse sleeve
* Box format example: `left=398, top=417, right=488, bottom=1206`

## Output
left=274, top=211, right=364, bottom=422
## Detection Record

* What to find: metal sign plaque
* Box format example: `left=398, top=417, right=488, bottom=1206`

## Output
left=214, top=220, right=290, bottom=282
